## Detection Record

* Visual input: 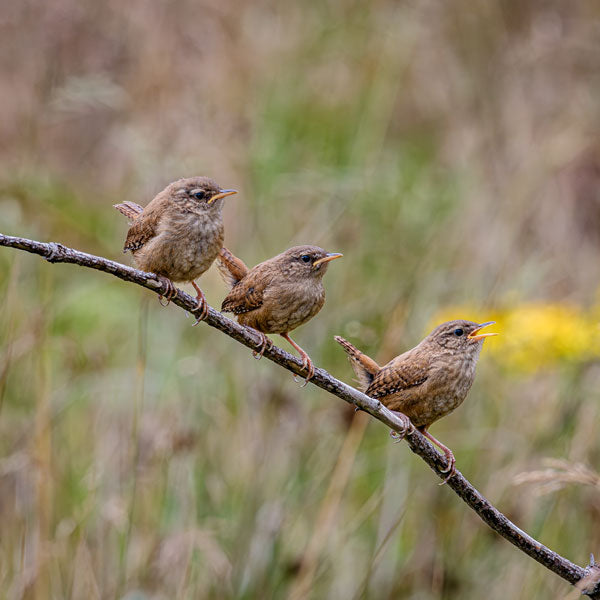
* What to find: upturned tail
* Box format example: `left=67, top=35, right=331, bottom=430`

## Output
left=334, top=336, right=381, bottom=391
left=216, top=246, right=250, bottom=289
left=113, top=201, right=144, bottom=221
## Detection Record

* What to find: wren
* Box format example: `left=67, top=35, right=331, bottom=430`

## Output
left=114, top=176, right=236, bottom=321
left=335, top=320, right=497, bottom=482
left=218, top=245, right=342, bottom=384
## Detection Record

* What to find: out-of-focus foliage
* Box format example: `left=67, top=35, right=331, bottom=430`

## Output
left=1, top=1, right=600, bottom=599
left=432, top=301, right=600, bottom=373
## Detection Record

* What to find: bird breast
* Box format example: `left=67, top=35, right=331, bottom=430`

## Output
left=240, top=279, right=326, bottom=334
left=271, top=282, right=325, bottom=332
left=418, top=348, right=480, bottom=424
left=136, top=208, right=224, bottom=282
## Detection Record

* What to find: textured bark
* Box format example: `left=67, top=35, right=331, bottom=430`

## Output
left=1, top=232, right=598, bottom=598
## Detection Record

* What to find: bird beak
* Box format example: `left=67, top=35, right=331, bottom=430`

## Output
left=208, top=189, right=237, bottom=204
left=468, top=321, right=498, bottom=341
left=313, top=253, right=343, bottom=268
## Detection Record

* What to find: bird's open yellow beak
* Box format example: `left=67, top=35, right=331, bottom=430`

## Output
left=313, top=253, right=343, bottom=267
left=208, top=189, right=238, bottom=204
left=468, top=321, right=498, bottom=341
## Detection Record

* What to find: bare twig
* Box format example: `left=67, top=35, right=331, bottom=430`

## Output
left=1, top=232, right=598, bottom=598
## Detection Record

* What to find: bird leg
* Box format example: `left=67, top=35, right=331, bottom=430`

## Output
left=157, top=275, right=177, bottom=306
left=388, top=411, right=413, bottom=442
left=250, top=330, right=273, bottom=360
left=419, top=427, right=456, bottom=485
left=280, top=333, right=314, bottom=386
left=191, top=281, right=209, bottom=325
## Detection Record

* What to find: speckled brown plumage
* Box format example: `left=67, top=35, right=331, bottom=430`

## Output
left=218, top=245, right=342, bottom=383
left=335, top=320, right=497, bottom=482
left=114, top=176, right=236, bottom=320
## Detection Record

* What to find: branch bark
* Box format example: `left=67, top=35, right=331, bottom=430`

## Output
left=1, top=232, right=598, bottom=597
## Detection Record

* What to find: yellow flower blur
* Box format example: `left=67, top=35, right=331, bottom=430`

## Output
left=429, top=302, right=600, bottom=373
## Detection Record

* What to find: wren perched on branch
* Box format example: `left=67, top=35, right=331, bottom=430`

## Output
left=114, top=177, right=236, bottom=321
left=217, top=245, right=343, bottom=384
left=335, top=320, right=497, bottom=482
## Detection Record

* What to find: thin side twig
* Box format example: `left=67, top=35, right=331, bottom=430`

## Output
left=1, top=232, right=598, bottom=598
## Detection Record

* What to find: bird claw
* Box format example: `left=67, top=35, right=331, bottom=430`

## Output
left=418, top=428, right=457, bottom=486
left=438, top=453, right=456, bottom=486
left=295, top=354, right=314, bottom=387
left=279, top=334, right=315, bottom=387
left=157, top=276, right=177, bottom=306
left=251, top=331, right=272, bottom=360
left=390, top=430, right=403, bottom=444
left=389, top=411, right=412, bottom=443
left=191, top=283, right=209, bottom=326
left=192, top=299, right=209, bottom=326
left=390, top=430, right=406, bottom=444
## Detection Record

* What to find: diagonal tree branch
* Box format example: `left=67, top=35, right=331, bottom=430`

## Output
left=1, top=232, right=598, bottom=598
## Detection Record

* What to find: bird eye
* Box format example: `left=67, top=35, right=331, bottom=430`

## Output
left=300, top=255, right=311, bottom=263
left=454, top=328, right=464, bottom=337
left=193, top=191, right=206, bottom=200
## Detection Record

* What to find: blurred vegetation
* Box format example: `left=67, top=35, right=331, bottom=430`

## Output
left=1, top=0, right=600, bottom=598
left=432, top=302, right=600, bottom=373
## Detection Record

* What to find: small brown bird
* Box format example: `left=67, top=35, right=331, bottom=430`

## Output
left=217, top=245, right=343, bottom=383
left=114, top=177, right=236, bottom=321
left=335, top=320, right=497, bottom=482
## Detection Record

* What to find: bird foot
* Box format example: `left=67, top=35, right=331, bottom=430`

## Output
left=437, top=450, right=456, bottom=486
left=191, top=282, right=209, bottom=325
left=157, top=276, right=177, bottom=306
left=280, top=333, right=315, bottom=387
left=389, top=411, right=412, bottom=443
left=251, top=331, right=273, bottom=360
left=295, top=353, right=314, bottom=387
left=419, top=428, right=456, bottom=485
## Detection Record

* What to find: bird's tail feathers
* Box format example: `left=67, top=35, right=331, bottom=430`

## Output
left=114, top=201, right=144, bottom=222
left=216, top=246, right=250, bottom=288
left=334, top=336, right=380, bottom=391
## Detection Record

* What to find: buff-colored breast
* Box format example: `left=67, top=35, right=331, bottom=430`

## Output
left=238, top=280, right=326, bottom=334
left=132, top=209, right=224, bottom=282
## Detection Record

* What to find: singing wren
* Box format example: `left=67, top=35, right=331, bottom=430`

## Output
left=335, top=320, right=497, bottom=482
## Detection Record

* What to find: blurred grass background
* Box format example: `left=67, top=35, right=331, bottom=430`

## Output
left=1, top=0, right=600, bottom=598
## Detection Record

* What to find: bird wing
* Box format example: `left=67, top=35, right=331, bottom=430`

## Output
left=366, top=351, right=429, bottom=398
left=216, top=247, right=250, bottom=289
left=120, top=200, right=167, bottom=253
left=220, top=264, right=272, bottom=314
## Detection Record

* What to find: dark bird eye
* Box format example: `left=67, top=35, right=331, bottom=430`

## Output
left=300, top=255, right=311, bottom=263
left=193, top=191, right=206, bottom=200
left=454, top=328, right=464, bottom=337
